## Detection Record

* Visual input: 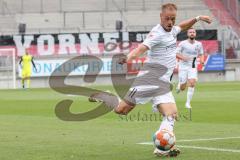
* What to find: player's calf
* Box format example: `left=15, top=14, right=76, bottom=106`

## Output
left=89, top=92, right=135, bottom=115
left=188, top=79, right=196, bottom=87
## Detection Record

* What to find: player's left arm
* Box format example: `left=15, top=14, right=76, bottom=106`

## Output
left=178, top=15, right=212, bottom=32
left=31, top=57, right=37, bottom=71
left=199, top=43, right=205, bottom=65
left=200, top=55, right=205, bottom=65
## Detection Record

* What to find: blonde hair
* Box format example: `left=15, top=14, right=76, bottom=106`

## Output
left=161, top=3, right=177, bottom=12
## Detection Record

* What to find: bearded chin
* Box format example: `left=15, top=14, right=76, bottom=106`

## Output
left=190, top=37, right=195, bottom=40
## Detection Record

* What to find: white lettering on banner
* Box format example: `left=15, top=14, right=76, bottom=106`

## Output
left=136, top=33, right=148, bottom=42
left=58, top=34, right=77, bottom=54
left=18, top=58, right=125, bottom=77
left=13, top=35, right=34, bottom=56
left=79, top=33, right=100, bottom=54
left=14, top=32, right=133, bottom=56
left=37, top=35, right=55, bottom=55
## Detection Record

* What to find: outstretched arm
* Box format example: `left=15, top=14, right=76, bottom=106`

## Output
left=178, top=15, right=212, bottom=32
left=118, top=44, right=149, bottom=64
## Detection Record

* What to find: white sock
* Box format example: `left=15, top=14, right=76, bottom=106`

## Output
left=159, top=116, right=175, bottom=132
left=187, top=87, right=195, bottom=104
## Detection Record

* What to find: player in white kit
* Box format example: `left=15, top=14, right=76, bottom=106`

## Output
left=89, top=3, right=212, bottom=157
left=176, top=28, right=205, bottom=109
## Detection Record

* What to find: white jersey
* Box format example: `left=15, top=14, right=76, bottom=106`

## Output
left=143, top=24, right=181, bottom=71
left=177, top=40, right=204, bottom=69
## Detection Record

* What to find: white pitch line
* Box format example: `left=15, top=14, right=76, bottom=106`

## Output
left=138, top=143, right=240, bottom=153
left=138, top=136, right=240, bottom=153
left=178, top=136, right=240, bottom=142
left=178, top=145, right=240, bottom=153
left=138, top=136, right=240, bottom=145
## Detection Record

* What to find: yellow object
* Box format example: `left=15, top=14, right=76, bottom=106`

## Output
left=21, top=54, right=32, bottom=78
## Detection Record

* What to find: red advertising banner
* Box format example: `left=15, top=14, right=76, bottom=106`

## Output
left=0, top=31, right=218, bottom=57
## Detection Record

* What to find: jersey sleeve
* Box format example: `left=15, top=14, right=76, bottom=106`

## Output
left=199, top=42, right=204, bottom=55
left=142, top=31, right=161, bottom=50
left=172, top=26, right=181, bottom=37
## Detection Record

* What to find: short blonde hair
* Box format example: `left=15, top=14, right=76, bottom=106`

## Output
left=161, top=3, right=177, bottom=12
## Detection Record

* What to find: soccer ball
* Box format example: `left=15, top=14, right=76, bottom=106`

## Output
left=153, top=129, right=176, bottom=151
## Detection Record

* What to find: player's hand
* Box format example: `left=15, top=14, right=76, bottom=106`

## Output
left=199, top=15, right=212, bottom=24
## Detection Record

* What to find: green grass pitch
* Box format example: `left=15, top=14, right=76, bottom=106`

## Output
left=0, top=82, right=240, bottom=160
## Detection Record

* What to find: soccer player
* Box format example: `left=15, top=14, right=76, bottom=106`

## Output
left=89, top=3, right=211, bottom=157
left=19, top=50, right=37, bottom=89
left=176, top=28, right=205, bottom=109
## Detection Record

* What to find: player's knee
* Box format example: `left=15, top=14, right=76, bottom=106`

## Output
left=189, top=83, right=195, bottom=88
left=180, top=84, right=186, bottom=90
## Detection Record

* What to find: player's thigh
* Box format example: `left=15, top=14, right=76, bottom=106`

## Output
left=178, top=69, right=188, bottom=85
left=26, top=70, right=32, bottom=77
left=187, top=68, right=197, bottom=87
left=152, top=92, right=177, bottom=115
left=22, top=70, right=28, bottom=79
left=118, top=87, right=153, bottom=115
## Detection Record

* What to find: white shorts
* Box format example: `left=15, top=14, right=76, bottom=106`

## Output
left=179, top=68, right=198, bottom=84
left=134, top=91, right=175, bottom=112
left=123, top=63, right=175, bottom=112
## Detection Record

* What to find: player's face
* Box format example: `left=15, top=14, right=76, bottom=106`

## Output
left=187, top=29, right=196, bottom=40
left=160, top=9, right=177, bottom=32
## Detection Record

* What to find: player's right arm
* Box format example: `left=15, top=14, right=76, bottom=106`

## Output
left=118, top=44, right=148, bottom=64
left=119, top=30, right=161, bottom=64
left=126, top=44, right=149, bottom=62
left=31, top=57, right=37, bottom=71
left=19, top=56, right=23, bottom=68
left=126, top=30, right=162, bottom=63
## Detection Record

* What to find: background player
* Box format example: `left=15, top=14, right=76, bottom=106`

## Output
left=176, top=28, right=205, bottom=109
left=19, top=49, right=37, bottom=89
left=89, top=3, right=211, bottom=157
